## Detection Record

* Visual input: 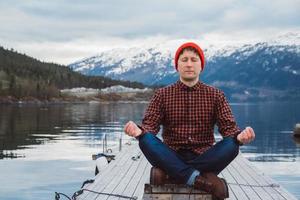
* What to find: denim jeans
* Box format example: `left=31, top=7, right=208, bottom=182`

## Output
left=138, top=133, right=239, bottom=185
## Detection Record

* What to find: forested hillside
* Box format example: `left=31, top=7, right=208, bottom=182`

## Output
left=0, top=46, right=144, bottom=100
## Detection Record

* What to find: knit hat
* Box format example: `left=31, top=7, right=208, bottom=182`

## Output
left=174, top=42, right=205, bottom=71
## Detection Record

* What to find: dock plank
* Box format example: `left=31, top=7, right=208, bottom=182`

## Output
left=80, top=143, right=136, bottom=200
left=227, top=159, right=265, bottom=200
left=120, top=154, right=150, bottom=200
left=106, top=151, right=144, bottom=200
left=91, top=145, right=140, bottom=200
left=132, top=163, right=151, bottom=200
left=219, top=172, right=237, bottom=200
left=238, top=154, right=298, bottom=200
left=233, top=154, right=284, bottom=200
left=75, top=142, right=297, bottom=200
left=222, top=166, right=250, bottom=199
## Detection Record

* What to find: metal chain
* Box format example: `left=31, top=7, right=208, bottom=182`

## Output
left=228, top=182, right=280, bottom=188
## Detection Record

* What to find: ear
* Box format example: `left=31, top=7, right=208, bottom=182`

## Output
left=199, top=65, right=203, bottom=72
left=200, top=61, right=203, bottom=71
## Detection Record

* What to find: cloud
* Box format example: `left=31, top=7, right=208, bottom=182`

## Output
left=0, top=0, right=299, bottom=64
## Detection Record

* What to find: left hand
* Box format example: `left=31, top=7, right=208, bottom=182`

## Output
left=237, top=126, right=255, bottom=145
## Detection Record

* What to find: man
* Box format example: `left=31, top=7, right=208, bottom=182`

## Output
left=124, top=42, right=255, bottom=199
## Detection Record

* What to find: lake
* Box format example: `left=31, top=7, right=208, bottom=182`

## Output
left=0, top=102, right=299, bottom=199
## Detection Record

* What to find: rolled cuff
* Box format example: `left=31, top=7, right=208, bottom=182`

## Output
left=186, top=170, right=200, bottom=186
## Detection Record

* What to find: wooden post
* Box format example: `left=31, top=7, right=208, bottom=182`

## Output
left=119, top=137, right=122, bottom=151
left=143, top=184, right=212, bottom=200
left=294, top=123, right=300, bottom=137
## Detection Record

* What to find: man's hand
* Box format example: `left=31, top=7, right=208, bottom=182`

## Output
left=237, top=126, right=255, bottom=145
left=124, top=121, right=142, bottom=138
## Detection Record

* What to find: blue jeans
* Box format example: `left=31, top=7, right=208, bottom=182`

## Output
left=138, top=133, right=239, bottom=185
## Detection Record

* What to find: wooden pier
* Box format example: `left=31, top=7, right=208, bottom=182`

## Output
left=75, top=141, right=297, bottom=200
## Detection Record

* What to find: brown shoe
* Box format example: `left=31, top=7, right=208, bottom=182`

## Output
left=194, top=172, right=229, bottom=199
left=150, top=167, right=183, bottom=185
left=150, top=167, right=168, bottom=185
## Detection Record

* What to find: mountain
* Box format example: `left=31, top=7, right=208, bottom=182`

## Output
left=69, top=32, right=300, bottom=101
left=0, top=46, right=145, bottom=100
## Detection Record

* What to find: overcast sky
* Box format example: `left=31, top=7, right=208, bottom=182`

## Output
left=0, top=0, right=299, bottom=64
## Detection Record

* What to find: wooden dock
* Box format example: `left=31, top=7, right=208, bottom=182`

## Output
left=75, top=141, right=297, bottom=200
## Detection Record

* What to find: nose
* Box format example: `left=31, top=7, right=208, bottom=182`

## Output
left=186, top=60, right=193, bottom=68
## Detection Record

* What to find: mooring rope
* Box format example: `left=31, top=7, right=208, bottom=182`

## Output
left=55, top=189, right=138, bottom=200
left=228, top=182, right=280, bottom=188
left=72, top=189, right=138, bottom=200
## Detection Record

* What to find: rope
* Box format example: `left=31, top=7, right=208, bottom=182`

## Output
left=131, top=152, right=142, bottom=161
left=228, top=182, right=280, bottom=188
left=55, top=189, right=138, bottom=200
left=72, top=189, right=138, bottom=200
left=80, top=179, right=94, bottom=188
left=55, top=192, right=72, bottom=200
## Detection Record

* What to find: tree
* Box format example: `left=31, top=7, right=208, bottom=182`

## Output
left=9, top=75, right=16, bottom=91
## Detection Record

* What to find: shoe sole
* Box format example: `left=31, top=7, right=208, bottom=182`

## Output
left=221, top=178, right=229, bottom=198
left=150, top=167, right=167, bottom=185
left=212, top=178, right=229, bottom=200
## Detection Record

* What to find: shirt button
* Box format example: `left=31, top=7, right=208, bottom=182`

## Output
left=188, top=136, right=192, bottom=141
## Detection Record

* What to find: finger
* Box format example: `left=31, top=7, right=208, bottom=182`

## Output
left=249, top=127, right=255, bottom=138
left=244, top=127, right=250, bottom=133
left=242, top=130, right=248, bottom=138
left=247, top=127, right=254, bottom=140
left=130, top=125, right=135, bottom=134
left=241, top=138, right=247, bottom=144
left=242, top=130, right=249, bottom=139
left=125, top=123, right=131, bottom=134
left=127, top=125, right=133, bottom=135
left=246, top=130, right=251, bottom=138
left=245, top=127, right=250, bottom=135
left=124, top=123, right=129, bottom=133
left=127, top=123, right=134, bottom=135
left=252, top=132, right=255, bottom=140
left=248, top=126, right=254, bottom=133
left=247, top=127, right=254, bottom=134
left=241, top=130, right=246, bottom=136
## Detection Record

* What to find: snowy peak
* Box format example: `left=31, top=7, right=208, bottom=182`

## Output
left=269, top=32, right=300, bottom=46
left=69, top=32, right=300, bottom=91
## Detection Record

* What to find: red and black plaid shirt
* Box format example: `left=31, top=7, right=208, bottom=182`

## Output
left=139, top=80, right=241, bottom=154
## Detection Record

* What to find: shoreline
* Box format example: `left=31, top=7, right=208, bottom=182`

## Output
left=0, top=95, right=152, bottom=105
left=1, top=96, right=300, bottom=105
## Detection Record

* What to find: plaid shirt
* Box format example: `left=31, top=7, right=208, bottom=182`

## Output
left=139, top=80, right=241, bottom=154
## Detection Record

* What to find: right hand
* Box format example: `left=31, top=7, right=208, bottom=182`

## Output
left=124, top=121, right=142, bottom=138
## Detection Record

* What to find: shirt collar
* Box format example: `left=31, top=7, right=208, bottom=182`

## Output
left=177, top=80, right=203, bottom=91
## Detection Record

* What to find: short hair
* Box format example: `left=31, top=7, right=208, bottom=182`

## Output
left=178, top=46, right=201, bottom=58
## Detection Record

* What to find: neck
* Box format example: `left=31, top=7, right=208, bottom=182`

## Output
left=180, top=77, right=199, bottom=87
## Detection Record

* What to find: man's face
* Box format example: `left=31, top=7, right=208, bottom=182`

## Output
left=177, top=50, right=202, bottom=82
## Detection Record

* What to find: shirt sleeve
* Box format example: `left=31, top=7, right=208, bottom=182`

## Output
left=138, top=90, right=164, bottom=135
left=215, top=91, right=241, bottom=138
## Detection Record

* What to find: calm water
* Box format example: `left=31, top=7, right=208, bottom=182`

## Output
left=0, top=102, right=299, bottom=199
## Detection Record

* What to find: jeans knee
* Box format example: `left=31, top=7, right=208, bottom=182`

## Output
left=138, top=132, right=157, bottom=149
left=138, top=132, right=155, bottom=142
left=224, top=137, right=239, bottom=158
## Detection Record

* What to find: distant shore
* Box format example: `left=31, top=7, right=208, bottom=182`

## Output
left=0, top=91, right=154, bottom=104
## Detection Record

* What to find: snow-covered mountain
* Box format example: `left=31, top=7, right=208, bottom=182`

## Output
left=69, top=32, right=300, bottom=101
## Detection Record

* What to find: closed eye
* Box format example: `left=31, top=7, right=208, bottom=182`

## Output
left=180, top=57, right=199, bottom=62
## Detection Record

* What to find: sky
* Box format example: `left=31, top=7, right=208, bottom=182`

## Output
left=0, top=0, right=299, bottom=65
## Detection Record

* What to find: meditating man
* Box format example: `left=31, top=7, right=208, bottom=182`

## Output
left=124, top=42, right=255, bottom=199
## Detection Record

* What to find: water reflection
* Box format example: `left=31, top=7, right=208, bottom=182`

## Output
left=246, top=153, right=296, bottom=162
left=0, top=103, right=147, bottom=158
left=0, top=102, right=299, bottom=199
left=232, top=102, right=300, bottom=156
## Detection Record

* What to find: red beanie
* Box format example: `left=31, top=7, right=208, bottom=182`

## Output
left=174, top=42, right=205, bottom=71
